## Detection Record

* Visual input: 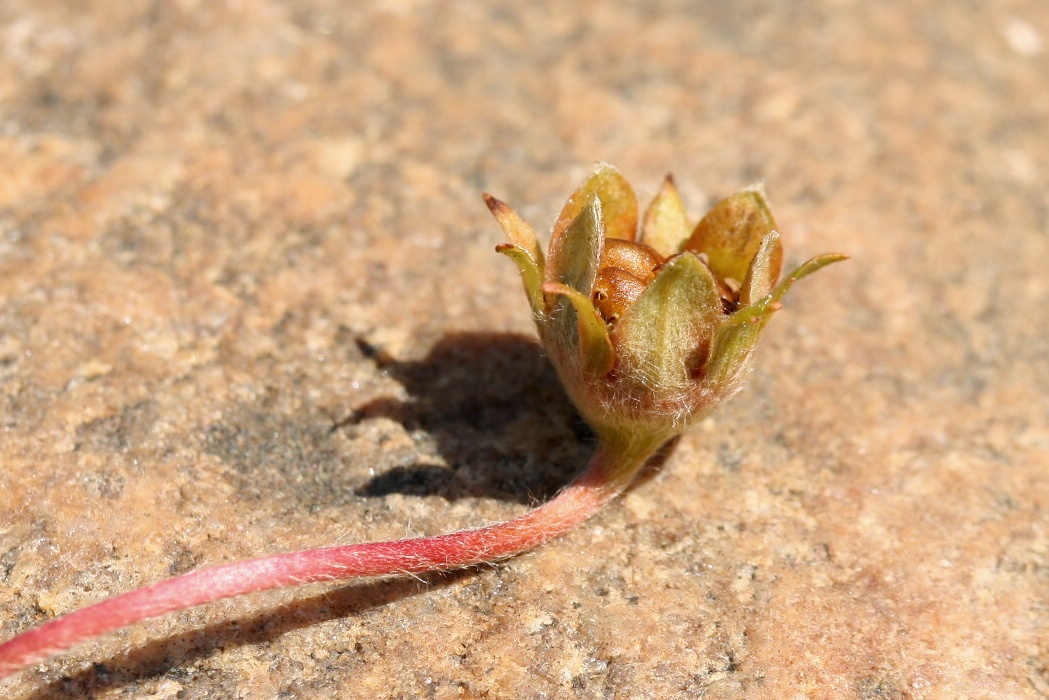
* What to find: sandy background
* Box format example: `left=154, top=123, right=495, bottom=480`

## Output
left=1, top=2, right=1047, bottom=698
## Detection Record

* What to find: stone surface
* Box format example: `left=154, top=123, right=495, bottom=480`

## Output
left=1, top=2, right=1047, bottom=698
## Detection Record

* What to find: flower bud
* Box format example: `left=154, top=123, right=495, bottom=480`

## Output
left=487, top=164, right=845, bottom=456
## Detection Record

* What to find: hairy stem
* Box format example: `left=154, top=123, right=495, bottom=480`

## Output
left=0, top=441, right=654, bottom=681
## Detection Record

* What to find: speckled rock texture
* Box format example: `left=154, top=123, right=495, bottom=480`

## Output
left=1, top=2, right=1047, bottom=699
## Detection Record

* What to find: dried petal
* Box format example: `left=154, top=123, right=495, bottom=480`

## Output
left=592, top=267, right=649, bottom=324
left=599, top=238, right=662, bottom=283
left=553, top=163, right=638, bottom=242
left=684, top=189, right=776, bottom=286
left=641, top=175, right=690, bottom=258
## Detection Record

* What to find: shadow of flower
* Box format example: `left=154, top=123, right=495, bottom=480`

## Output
left=346, top=331, right=595, bottom=505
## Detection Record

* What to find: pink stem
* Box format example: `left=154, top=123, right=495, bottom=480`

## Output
left=0, top=443, right=648, bottom=681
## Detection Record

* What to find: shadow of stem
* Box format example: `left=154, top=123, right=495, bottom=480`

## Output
left=32, top=570, right=474, bottom=699
left=345, top=331, right=595, bottom=505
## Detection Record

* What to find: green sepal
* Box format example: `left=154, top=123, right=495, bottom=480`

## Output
left=641, top=175, right=690, bottom=258
left=485, top=193, right=545, bottom=268
left=740, top=230, right=784, bottom=305
left=705, top=252, right=848, bottom=389
left=495, top=243, right=546, bottom=319
left=542, top=282, right=616, bottom=378
left=553, top=163, right=638, bottom=242
left=772, top=253, right=849, bottom=300
left=685, top=189, right=776, bottom=286
left=545, top=197, right=604, bottom=296
left=701, top=315, right=769, bottom=392
left=612, top=252, right=722, bottom=392
left=545, top=199, right=604, bottom=348
left=732, top=252, right=849, bottom=324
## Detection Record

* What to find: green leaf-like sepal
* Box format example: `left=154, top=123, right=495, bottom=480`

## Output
left=770, top=253, right=849, bottom=302
left=485, top=193, right=545, bottom=268
left=495, top=244, right=545, bottom=319
left=542, top=282, right=615, bottom=378
left=641, top=175, right=689, bottom=258
left=701, top=316, right=769, bottom=393
left=705, top=252, right=848, bottom=391
left=733, top=252, right=849, bottom=325
left=545, top=199, right=604, bottom=348
left=553, top=163, right=638, bottom=242
left=740, top=231, right=784, bottom=305
left=612, top=252, right=722, bottom=393
left=546, top=198, right=604, bottom=295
